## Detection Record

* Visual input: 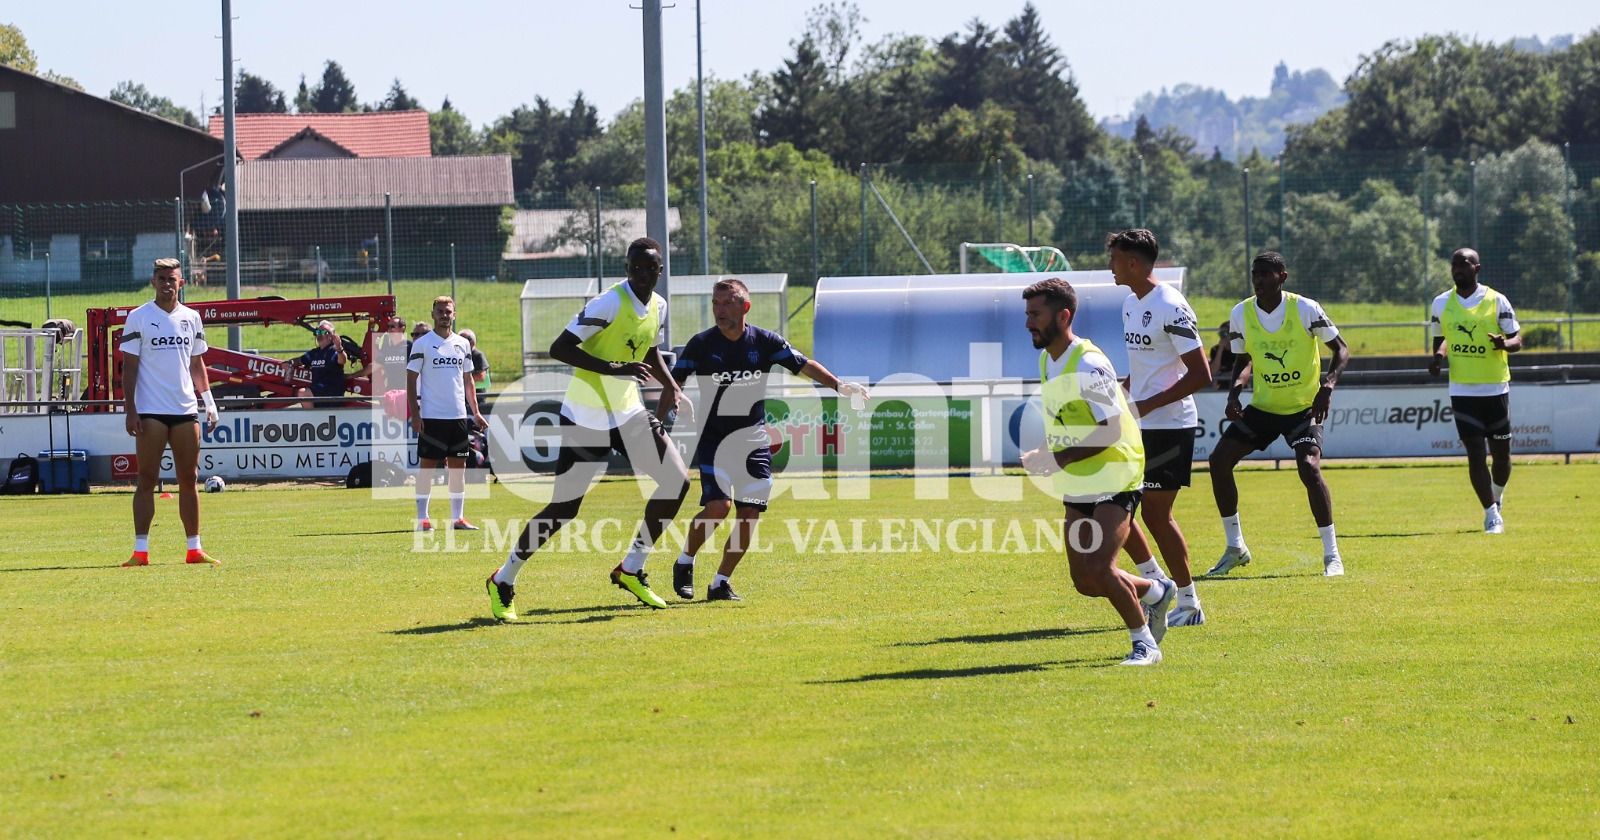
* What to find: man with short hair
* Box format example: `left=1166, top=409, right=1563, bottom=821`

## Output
left=668, top=278, right=868, bottom=601
left=120, top=258, right=221, bottom=567
left=459, top=328, right=490, bottom=398
left=1109, top=229, right=1212, bottom=626
left=485, top=238, right=689, bottom=621
left=1429, top=247, right=1521, bottom=534
left=407, top=296, right=487, bottom=532
left=1020, top=278, right=1172, bottom=666
left=1206, top=252, right=1351, bottom=578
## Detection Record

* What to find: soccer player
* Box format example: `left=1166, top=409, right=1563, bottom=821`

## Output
left=407, top=296, right=488, bottom=532
left=668, top=278, right=868, bottom=601
left=485, top=238, right=689, bottom=621
left=1205, top=252, right=1351, bottom=578
left=1428, top=248, right=1521, bottom=534
left=1019, top=278, right=1173, bottom=666
left=1109, top=230, right=1213, bottom=626
left=120, top=258, right=220, bottom=567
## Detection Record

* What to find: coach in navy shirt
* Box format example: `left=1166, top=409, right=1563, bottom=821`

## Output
left=668, top=278, right=868, bottom=602
left=294, top=320, right=358, bottom=405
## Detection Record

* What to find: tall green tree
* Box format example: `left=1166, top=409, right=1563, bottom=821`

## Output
left=758, top=35, right=830, bottom=150
left=109, top=80, right=200, bottom=127
left=429, top=97, right=482, bottom=156
left=377, top=78, right=420, bottom=112
left=489, top=93, right=602, bottom=197
left=0, top=22, right=38, bottom=72
left=235, top=69, right=288, bottom=113
left=996, top=3, right=1098, bottom=161
left=309, top=61, right=359, bottom=113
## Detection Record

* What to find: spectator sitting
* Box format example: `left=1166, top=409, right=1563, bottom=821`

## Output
left=293, top=320, right=355, bottom=407
left=1207, top=319, right=1237, bottom=389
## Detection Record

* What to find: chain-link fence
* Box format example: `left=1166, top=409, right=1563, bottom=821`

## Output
left=4, top=141, right=1597, bottom=355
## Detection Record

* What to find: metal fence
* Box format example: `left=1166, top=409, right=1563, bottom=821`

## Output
left=3, top=141, right=1597, bottom=342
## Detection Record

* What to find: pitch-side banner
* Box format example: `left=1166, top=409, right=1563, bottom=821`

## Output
left=1000, top=382, right=1600, bottom=462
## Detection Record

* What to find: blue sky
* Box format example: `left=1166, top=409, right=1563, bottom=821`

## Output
left=9, top=1, right=1596, bottom=127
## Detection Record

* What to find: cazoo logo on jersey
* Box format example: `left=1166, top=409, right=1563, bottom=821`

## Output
left=710, top=370, right=764, bottom=384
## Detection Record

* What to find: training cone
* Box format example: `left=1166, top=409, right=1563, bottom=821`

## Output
left=159, top=492, right=173, bottom=499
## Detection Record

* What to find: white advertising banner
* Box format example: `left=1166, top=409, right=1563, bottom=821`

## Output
left=0, top=409, right=416, bottom=480
left=1001, top=382, right=1600, bottom=463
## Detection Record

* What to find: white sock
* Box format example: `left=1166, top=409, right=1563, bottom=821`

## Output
left=415, top=492, right=430, bottom=521
left=713, top=573, right=730, bottom=587
left=187, top=535, right=202, bottom=551
left=1485, top=502, right=1499, bottom=514
left=1319, top=524, right=1339, bottom=557
left=620, top=539, right=650, bottom=574
left=134, top=535, right=149, bottom=553
left=1138, top=579, right=1167, bottom=605
left=1130, top=625, right=1157, bottom=647
left=1177, top=583, right=1199, bottom=605
left=495, top=546, right=526, bottom=586
left=1136, top=558, right=1168, bottom=580
left=449, top=492, right=465, bottom=521
left=1491, top=482, right=1505, bottom=505
left=1222, top=514, right=1246, bottom=549
left=676, top=551, right=694, bottom=567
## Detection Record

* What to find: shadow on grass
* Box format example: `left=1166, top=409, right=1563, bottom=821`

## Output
left=892, top=626, right=1118, bottom=647
left=1199, top=572, right=1322, bottom=583
left=813, top=657, right=1121, bottom=683
left=390, top=618, right=501, bottom=635
left=1341, top=528, right=1477, bottom=538
left=0, top=564, right=127, bottom=573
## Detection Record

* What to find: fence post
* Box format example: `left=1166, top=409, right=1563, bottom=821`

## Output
left=1469, top=159, right=1479, bottom=252
left=1277, top=156, right=1286, bottom=253
left=859, top=163, right=869, bottom=275
left=383, top=192, right=395, bottom=294
left=1241, top=167, right=1252, bottom=285
left=993, top=157, right=1003, bottom=241
left=594, top=186, right=603, bottom=284
left=809, top=179, right=820, bottom=283
left=315, top=245, right=323, bottom=298
left=44, top=252, right=52, bottom=320
left=1564, top=141, right=1576, bottom=350
left=450, top=242, right=458, bottom=303
left=1419, top=148, right=1430, bottom=294
left=1137, top=154, right=1146, bottom=229
left=1027, top=173, right=1035, bottom=247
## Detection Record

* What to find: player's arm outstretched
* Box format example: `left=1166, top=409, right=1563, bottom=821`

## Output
left=798, top=359, right=869, bottom=403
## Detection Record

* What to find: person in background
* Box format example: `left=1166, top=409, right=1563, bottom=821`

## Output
left=459, top=328, right=490, bottom=398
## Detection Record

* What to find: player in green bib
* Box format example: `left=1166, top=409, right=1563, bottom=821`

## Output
left=1205, top=252, right=1351, bottom=578
left=1019, top=278, right=1174, bottom=666
left=485, top=238, right=690, bottom=621
left=1428, top=248, right=1521, bottom=534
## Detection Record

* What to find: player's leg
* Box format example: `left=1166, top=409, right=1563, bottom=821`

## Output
left=1205, top=432, right=1257, bottom=576
left=168, top=419, right=217, bottom=565
left=485, top=428, right=606, bottom=622
left=1064, top=500, right=1163, bottom=665
left=1462, top=436, right=1494, bottom=508
left=707, top=505, right=760, bottom=602
left=125, top=417, right=167, bottom=565
left=1293, top=440, right=1343, bottom=576
left=675, top=479, right=731, bottom=599
left=609, top=414, right=689, bottom=608
left=414, top=456, right=440, bottom=530
left=1122, top=518, right=1164, bottom=579
left=1141, top=488, right=1204, bottom=626
left=1487, top=394, right=1512, bottom=513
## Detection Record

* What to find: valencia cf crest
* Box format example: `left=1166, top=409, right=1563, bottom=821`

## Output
left=1141, top=311, right=1152, bottom=328
left=748, top=349, right=759, bottom=364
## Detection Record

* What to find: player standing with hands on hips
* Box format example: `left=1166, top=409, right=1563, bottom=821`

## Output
left=121, top=258, right=220, bottom=567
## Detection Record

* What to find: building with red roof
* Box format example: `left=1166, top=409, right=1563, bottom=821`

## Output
left=206, top=110, right=431, bottom=160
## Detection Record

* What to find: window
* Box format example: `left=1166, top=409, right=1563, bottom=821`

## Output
left=0, top=92, right=16, bottom=129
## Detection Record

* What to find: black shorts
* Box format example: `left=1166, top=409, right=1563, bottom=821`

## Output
left=553, top=412, right=673, bottom=475
left=1451, top=394, right=1511, bottom=441
left=139, top=413, right=197, bottom=428
left=696, top=440, right=774, bottom=511
left=1063, top=490, right=1142, bottom=520
left=418, top=418, right=473, bottom=461
left=1222, top=405, right=1324, bottom=453
left=1141, top=428, right=1195, bottom=491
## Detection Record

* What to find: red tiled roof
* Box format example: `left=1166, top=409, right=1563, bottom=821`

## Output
left=207, top=110, right=431, bottom=160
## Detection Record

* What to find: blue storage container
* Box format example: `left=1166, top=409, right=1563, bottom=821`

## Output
left=38, top=449, right=89, bottom=494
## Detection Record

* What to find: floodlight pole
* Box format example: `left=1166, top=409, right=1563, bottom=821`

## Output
left=696, top=0, right=710, bottom=276
left=642, top=0, right=672, bottom=349
left=220, top=0, right=242, bottom=350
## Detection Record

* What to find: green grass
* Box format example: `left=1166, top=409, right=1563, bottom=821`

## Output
left=3, top=462, right=1597, bottom=836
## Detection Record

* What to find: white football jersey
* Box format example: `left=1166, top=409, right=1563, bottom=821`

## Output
left=1122, top=283, right=1203, bottom=429
left=407, top=330, right=475, bottom=420
left=119, top=300, right=208, bottom=416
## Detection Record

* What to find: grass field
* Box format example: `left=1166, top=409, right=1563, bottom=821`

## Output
left=11, top=281, right=1597, bottom=392
left=3, top=461, right=1597, bottom=836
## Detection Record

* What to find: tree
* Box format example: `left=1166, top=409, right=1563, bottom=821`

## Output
left=0, top=22, right=38, bottom=73
left=109, top=80, right=200, bottom=127
left=40, top=70, right=83, bottom=91
left=805, top=1, right=864, bottom=85
left=902, top=102, right=1026, bottom=173
left=430, top=98, right=482, bottom=156
left=310, top=61, right=359, bottom=113
left=933, top=19, right=1001, bottom=112
left=489, top=93, right=602, bottom=197
left=1557, top=34, right=1600, bottom=144
left=235, top=70, right=288, bottom=113
left=294, top=75, right=314, bottom=113
left=995, top=3, right=1098, bottom=161
left=758, top=35, right=830, bottom=149
left=377, top=78, right=420, bottom=112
